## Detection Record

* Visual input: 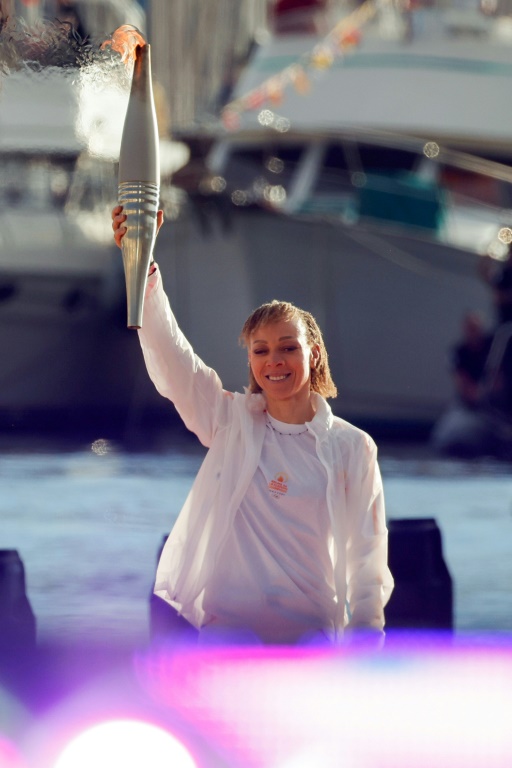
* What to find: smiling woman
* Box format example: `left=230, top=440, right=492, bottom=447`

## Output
left=241, top=299, right=336, bottom=425
left=111, top=206, right=394, bottom=646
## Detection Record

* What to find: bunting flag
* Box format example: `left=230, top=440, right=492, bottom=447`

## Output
left=221, top=0, right=378, bottom=131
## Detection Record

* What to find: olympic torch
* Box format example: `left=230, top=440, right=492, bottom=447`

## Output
left=118, top=40, right=160, bottom=329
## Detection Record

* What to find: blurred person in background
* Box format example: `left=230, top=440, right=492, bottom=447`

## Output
left=479, top=242, right=512, bottom=327
left=478, top=245, right=512, bottom=414
left=451, top=311, right=493, bottom=409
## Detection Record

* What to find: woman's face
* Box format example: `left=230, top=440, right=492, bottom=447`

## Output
left=248, top=316, right=319, bottom=407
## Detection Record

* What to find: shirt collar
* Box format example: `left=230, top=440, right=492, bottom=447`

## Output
left=244, top=389, right=333, bottom=434
left=308, top=393, right=333, bottom=436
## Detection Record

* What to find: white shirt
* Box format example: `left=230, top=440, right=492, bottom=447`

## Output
left=202, top=413, right=336, bottom=643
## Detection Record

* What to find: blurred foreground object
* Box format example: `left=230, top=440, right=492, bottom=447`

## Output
left=0, top=550, right=36, bottom=651
left=386, top=518, right=453, bottom=630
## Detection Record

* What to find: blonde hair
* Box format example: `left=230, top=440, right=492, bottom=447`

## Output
left=240, top=300, right=338, bottom=399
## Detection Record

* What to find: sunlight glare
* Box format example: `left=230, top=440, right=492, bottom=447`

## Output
left=53, top=719, right=197, bottom=768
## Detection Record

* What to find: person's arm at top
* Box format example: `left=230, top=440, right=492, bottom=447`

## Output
left=112, top=206, right=228, bottom=447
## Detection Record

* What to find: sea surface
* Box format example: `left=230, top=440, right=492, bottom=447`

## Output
left=1, top=434, right=512, bottom=648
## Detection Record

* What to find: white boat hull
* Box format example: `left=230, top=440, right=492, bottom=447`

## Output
left=154, top=203, right=494, bottom=432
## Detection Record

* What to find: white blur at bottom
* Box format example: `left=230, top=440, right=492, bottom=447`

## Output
left=53, top=719, right=197, bottom=768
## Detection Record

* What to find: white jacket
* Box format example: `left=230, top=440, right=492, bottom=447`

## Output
left=138, top=269, right=394, bottom=639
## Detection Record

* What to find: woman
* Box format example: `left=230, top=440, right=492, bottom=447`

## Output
left=113, top=207, right=393, bottom=645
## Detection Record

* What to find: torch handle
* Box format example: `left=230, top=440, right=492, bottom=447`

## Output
left=118, top=181, right=160, bottom=329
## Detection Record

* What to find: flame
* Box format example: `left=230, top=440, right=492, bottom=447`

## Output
left=101, top=24, right=147, bottom=65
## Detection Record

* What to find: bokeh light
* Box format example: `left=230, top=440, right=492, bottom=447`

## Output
left=423, top=141, right=440, bottom=159
left=210, top=176, right=227, bottom=193
left=53, top=720, right=197, bottom=768
left=258, top=109, right=275, bottom=127
left=264, top=185, right=287, bottom=205
left=90, top=439, right=111, bottom=456
left=274, top=117, right=291, bottom=133
left=266, top=157, right=284, bottom=174
left=351, top=172, right=367, bottom=188
left=497, top=226, right=512, bottom=244
left=231, top=190, right=249, bottom=206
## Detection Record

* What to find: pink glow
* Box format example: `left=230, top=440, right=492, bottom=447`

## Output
left=0, top=736, right=27, bottom=768
left=135, top=635, right=512, bottom=768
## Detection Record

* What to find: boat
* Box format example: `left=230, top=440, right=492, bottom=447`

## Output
left=0, top=63, right=125, bottom=425
left=5, top=0, right=512, bottom=443
left=0, top=14, right=190, bottom=436
left=159, top=0, right=512, bottom=438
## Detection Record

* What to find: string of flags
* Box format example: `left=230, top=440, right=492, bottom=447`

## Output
left=220, top=0, right=379, bottom=131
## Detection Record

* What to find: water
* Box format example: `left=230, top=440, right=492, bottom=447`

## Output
left=1, top=435, right=512, bottom=648
left=382, top=448, right=512, bottom=635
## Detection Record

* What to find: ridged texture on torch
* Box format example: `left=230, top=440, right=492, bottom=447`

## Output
left=118, top=43, right=160, bottom=329
left=118, top=181, right=159, bottom=329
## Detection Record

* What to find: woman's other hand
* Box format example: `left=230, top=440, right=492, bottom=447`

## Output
left=111, top=205, right=164, bottom=249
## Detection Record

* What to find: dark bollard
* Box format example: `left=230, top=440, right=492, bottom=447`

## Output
left=385, top=518, right=453, bottom=630
left=0, top=550, right=37, bottom=651
left=149, top=535, right=198, bottom=644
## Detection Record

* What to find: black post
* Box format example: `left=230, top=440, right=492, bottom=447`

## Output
left=385, top=518, right=453, bottom=630
left=0, top=550, right=37, bottom=651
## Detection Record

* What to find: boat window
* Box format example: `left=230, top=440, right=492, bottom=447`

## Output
left=439, top=166, right=506, bottom=207
left=357, top=144, right=418, bottom=174
left=311, top=143, right=351, bottom=196
left=310, top=142, right=420, bottom=197
left=222, top=145, right=304, bottom=190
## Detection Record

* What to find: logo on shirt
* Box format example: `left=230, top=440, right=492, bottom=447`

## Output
left=268, top=472, right=289, bottom=499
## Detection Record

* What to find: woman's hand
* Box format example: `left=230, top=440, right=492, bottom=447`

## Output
left=111, top=205, right=127, bottom=249
left=111, top=205, right=164, bottom=249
